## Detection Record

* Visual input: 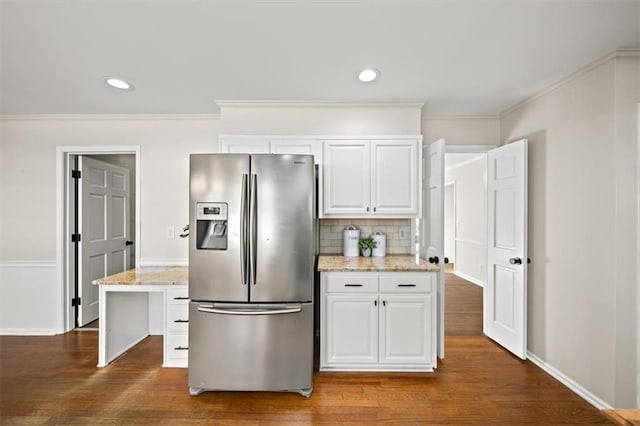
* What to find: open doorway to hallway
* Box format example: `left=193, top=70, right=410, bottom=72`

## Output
left=443, top=151, right=487, bottom=338
left=56, top=145, right=141, bottom=334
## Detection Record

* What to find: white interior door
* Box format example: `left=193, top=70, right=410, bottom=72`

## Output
left=485, top=139, right=528, bottom=359
left=420, top=138, right=445, bottom=358
left=78, top=156, right=131, bottom=326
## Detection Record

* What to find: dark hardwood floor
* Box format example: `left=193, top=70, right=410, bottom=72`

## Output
left=444, top=264, right=484, bottom=337
left=0, top=268, right=611, bottom=424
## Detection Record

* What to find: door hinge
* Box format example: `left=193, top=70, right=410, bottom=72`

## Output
left=71, top=297, right=81, bottom=307
left=71, top=170, right=81, bottom=179
left=71, top=233, right=81, bottom=243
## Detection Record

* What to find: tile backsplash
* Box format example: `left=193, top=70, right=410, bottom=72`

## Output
left=319, top=219, right=412, bottom=255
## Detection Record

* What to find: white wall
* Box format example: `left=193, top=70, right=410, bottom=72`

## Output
left=444, top=156, right=487, bottom=286
left=1, top=116, right=221, bottom=333
left=501, top=54, right=639, bottom=408
left=220, top=103, right=422, bottom=135
left=0, top=105, right=421, bottom=334
left=422, top=116, right=500, bottom=146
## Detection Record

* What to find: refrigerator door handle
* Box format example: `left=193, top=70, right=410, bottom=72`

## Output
left=249, top=173, right=258, bottom=285
left=240, top=173, right=248, bottom=285
left=197, top=307, right=302, bottom=316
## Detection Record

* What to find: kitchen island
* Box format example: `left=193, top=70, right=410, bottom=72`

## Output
left=317, top=254, right=440, bottom=372
left=93, top=267, right=188, bottom=368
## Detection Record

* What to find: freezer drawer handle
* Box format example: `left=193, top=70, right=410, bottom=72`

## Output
left=344, top=284, right=363, bottom=287
left=174, top=346, right=189, bottom=351
left=173, top=297, right=189, bottom=300
left=173, top=319, right=189, bottom=323
left=397, top=284, right=416, bottom=287
left=197, top=307, right=302, bottom=316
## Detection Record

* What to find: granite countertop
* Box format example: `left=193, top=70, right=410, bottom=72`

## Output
left=92, top=266, right=188, bottom=286
left=317, top=254, right=439, bottom=272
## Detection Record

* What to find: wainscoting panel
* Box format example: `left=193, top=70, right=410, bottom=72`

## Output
left=0, top=262, right=59, bottom=335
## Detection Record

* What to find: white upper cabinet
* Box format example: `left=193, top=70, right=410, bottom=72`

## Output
left=219, top=136, right=421, bottom=219
left=219, top=138, right=270, bottom=154
left=323, top=138, right=421, bottom=218
left=371, top=140, right=418, bottom=215
left=323, top=140, right=371, bottom=215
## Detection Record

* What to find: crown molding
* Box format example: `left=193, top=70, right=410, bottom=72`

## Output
left=422, top=115, right=500, bottom=121
left=0, top=114, right=220, bottom=121
left=500, top=47, right=640, bottom=118
left=214, top=100, right=425, bottom=109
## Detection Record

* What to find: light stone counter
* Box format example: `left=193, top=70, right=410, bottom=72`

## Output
left=317, top=254, right=439, bottom=272
left=93, top=266, right=187, bottom=286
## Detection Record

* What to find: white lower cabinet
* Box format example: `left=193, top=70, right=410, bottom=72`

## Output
left=379, top=294, right=432, bottom=365
left=326, top=295, right=379, bottom=364
left=321, top=271, right=436, bottom=371
left=164, top=286, right=189, bottom=368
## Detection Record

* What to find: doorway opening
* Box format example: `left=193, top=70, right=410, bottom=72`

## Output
left=443, top=148, right=490, bottom=339
left=56, top=146, right=140, bottom=334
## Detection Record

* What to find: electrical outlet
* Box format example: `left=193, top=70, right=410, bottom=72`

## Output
left=166, top=226, right=175, bottom=239
left=399, top=229, right=406, bottom=239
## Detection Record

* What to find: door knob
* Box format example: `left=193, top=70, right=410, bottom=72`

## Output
left=125, top=240, right=134, bottom=246
left=509, top=257, right=522, bottom=265
left=428, top=256, right=439, bottom=265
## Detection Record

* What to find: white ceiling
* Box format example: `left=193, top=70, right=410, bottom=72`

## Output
left=1, top=0, right=638, bottom=115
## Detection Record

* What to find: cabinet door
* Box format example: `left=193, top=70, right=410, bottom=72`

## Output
left=325, top=294, right=378, bottom=364
left=379, top=294, right=432, bottom=365
left=219, top=138, right=270, bottom=153
left=323, top=141, right=370, bottom=215
left=271, top=139, right=321, bottom=164
left=372, top=140, right=418, bottom=215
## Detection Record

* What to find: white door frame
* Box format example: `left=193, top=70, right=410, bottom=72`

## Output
left=55, top=146, right=141, bottom=333
left=443, top=180, right=456, bottom=267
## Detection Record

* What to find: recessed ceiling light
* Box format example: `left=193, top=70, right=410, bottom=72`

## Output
left=105, top=77, right=133, bottom=90
left=358, top=68, right=379, bottom=83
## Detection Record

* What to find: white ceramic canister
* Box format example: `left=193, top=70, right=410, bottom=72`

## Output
left=372, top=231, right=386, bottom=257
left=343, top=226, right=360, bottom=257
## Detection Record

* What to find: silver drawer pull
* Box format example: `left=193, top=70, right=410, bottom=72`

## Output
left=344, top=284, right=363, bottom=287
left=174, top=346, right=189, bottom=351
left=398, top=284, right=416, bottom=287
left=173, top=319, right=189, bottom=323
left=173, top=296, right=189, bottom=300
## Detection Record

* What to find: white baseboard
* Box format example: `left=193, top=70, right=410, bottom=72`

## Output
left=0, top=328, right=57, bottom=336
left=453, top=270, right=484, bottom=287
left=527, top=351, right=612, bottom=410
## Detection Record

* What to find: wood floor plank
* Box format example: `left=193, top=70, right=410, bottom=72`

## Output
left=0, top=270, right=612, bottom=424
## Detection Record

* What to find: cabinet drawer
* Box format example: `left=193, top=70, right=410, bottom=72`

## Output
left=167, top=307, right=189, bottom=333
left=166, top=334, right=189, bottom=359
left=379, top=274, right=432, bottom=293
left=166, top=287, right=189, bottom=305
left=327, top=274, right=378, bottom=293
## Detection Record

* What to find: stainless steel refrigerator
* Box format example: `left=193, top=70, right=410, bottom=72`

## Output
left=188, top=154, right=314, bottom=397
